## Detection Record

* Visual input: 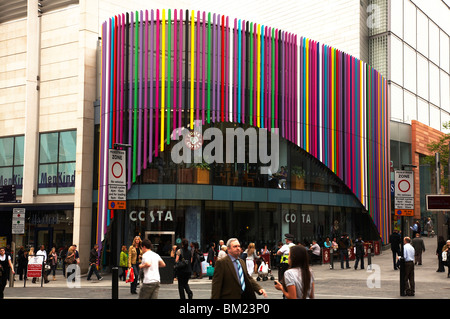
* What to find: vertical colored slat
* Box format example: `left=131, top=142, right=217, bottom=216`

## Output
left=155, top=10, right=159, bottom=157
left=191, top=10, right=195, bottom=128
left=207, top=12, right=212, bottom=123
left=160, top=9, right=165, bottom=151
left=179, top=10, right=183, bottom=134
left=202, top=11, right=206, bottom=125
left=173, top=9, right=177, bottom=138
left=138, top=11, right=143, bottom=176
left=167, top=9, right=171, bottom=144
left=143, top=11, right=148, bottom=168
left=149, top=10, right=154, bottom=162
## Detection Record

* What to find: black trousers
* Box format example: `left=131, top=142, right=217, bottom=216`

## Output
left=404, top=261, right=415, bottom=296
left=177, top=272, right=193, bottom=299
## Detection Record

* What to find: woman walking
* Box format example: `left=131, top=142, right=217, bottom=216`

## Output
left=128, top=236, right=142, bottom=294
left=274, top=245, right=315, bottom=299
left=48, top=247, right=58, bottom=281
left=244, top=243, right=258, bottom=276
left=175, top=238, right=193, bottom=299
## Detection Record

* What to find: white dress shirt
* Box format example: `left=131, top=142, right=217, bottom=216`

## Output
left=403, top=243, right=415, bottom=262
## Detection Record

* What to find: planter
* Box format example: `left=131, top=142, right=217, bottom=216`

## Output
left=194, top=168, right=210, bottom=184
left=291, top=175, right=305, bottom=190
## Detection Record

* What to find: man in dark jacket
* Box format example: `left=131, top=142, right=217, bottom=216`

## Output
left=353, top=236, right=365, bottom=270
left=411, top=233, right=425, bottom=265
left=389, top=229, right=402, bottom=270
left=338, top=233, right=351, bottom=269
left=87, top=244, right=103, bottom=281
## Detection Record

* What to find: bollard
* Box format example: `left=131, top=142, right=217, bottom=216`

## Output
left=367, top=246, right=372, bottom=270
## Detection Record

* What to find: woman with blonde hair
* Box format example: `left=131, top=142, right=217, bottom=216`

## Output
left=128, top=236, right=142, bottom=294
left=244, top=243, right=258, bottom=276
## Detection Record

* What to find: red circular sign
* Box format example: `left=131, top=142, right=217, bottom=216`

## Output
left=112, top=162, right=123, bottom=179
left=398, top=180, right=410, bottom=193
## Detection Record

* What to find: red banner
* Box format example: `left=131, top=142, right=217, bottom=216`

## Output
left=322, top=248, right=330, bottom=264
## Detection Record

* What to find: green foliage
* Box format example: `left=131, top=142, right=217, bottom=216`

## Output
left=424, top=122, right=450, bottom=191
left=291, top=166, right=305, bottom=178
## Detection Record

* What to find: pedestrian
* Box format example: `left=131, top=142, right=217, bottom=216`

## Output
left=436, top=236, right=446, bottom=272
left=338, top=233, right=351, bottom=269
left=48, top=247, right=58, bottom=281
left=389, top=229, right=401, bottom=270
left=0, top=247, right=15, bottom=299
left=207, top=242, right=216, bottom=279
left=323, top=237, right=332, bottom=248
left=274, top=245, right=314, bottom=299
left=353, top=235, right=364, bottom=270
left=426, top=217, right=434, bottom=237
left=175, top=238, right=193, bottom=299
left=128, top=236, right=142, bottom=294
left=411, top=233, right=425, bottom=265
left=65, top=245, right=77, bottom=282
left=402, top=237, right=415, bottom=296
left=87, top=244, right=103, bottom=281
left=218, top=245, right=227, bottom=259
left=17, top=246, right=27, bottom=281
left=308, top=240, right=321, bottom=264
left=34, top=245, right=49, bottom=284
left=277, top=234, right=295, bottom=283
left=244, top=243, right=258, bottom=276
left=138, top=239, right=166, bottom=299
left=211, top=238, right=267, bottom=299
left=60, top=246, right=68, bottom=278
left=443, top=240, right=450, bottom=278
left=191, top=242, right=203, bottom=279
left=410, top=220, right=420, bottom=238
left=119, top=245, right=128, bottom=281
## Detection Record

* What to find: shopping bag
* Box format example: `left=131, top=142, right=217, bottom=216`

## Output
left=206, top=265, right=214, bottom=277
left=125, top=267, right=135, bottom=283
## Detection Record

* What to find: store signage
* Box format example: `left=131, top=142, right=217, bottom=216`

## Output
left=39, top=171, right=75, bottom=188
left=129, top=210, right=173, bottom=222
left=284, top=213, right=311, bottom=224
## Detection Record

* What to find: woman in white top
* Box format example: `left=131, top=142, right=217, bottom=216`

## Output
left=274, top=245, right=314, bottom=299
left=244, top=243, right=258, bottom=276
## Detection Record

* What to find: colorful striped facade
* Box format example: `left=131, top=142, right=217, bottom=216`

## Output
left=98, top=10, right=390, bottom=243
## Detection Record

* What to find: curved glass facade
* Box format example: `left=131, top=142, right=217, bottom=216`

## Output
left=98, top=9, right=390, bottom=246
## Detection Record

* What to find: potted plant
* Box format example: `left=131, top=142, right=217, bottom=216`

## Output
left=290, top=166, right=306, bottom=190
left=192, top=161, right=210, bottom=184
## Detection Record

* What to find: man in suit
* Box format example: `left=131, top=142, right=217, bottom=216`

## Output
left=211, top=238, right=267, bottom=299
left=389, top=229, right=402, bottom=270
left=411, top=233, right=425, bottom=265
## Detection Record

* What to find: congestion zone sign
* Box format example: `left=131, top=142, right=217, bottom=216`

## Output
left=108, top=149, right=126, bottom=209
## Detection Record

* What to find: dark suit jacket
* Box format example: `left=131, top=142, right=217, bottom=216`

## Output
left=211, top=255, right=262, bottom=299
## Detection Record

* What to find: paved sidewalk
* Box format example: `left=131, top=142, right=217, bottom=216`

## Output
left=4, top=236, right=449, bottom=299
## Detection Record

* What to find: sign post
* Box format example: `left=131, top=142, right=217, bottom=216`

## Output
left=25, top=255, right=44, bottom=287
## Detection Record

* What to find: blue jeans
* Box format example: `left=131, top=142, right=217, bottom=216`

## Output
left=339, top=249, right=349, bottom=268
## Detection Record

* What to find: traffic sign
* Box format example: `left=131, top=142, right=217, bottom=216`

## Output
left=108, top=149, right=126, bottom=185
left=394, top=170, right=414, bottom=211
left=108, top=185, right=126, bottom=201
left=395, top=209, right=414, bottom=216
left=108, top=201, right=126, bottom=210
left=12, top=208, right=25, bottom=234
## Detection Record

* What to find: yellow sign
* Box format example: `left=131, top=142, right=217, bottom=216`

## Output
left=108, top=201, right=126, bottom=210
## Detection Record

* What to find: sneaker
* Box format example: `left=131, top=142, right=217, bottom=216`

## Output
left=98, top=277, right=103, bottom=281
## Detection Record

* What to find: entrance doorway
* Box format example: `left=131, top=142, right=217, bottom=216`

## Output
left=144, top=231, right=175, bottom=256
left=34, top=227, right=53, bottom=250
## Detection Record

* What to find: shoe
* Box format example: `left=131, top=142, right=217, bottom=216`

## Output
left=98, top=277, right=103, bottom=281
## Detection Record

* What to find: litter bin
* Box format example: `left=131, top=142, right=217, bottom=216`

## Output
left=160, top=256, right=175, bottom=284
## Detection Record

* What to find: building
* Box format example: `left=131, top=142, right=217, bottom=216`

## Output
left=0, top=0, right=394, bottom=270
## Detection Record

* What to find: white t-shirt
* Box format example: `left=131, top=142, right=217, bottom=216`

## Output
left=279, top=242, right=295, bottom=255
left=141, top=250, right=163, bottom=284
left=0, top=254, right=11, bottom=261
left=284, top=267, right=314, bottom=299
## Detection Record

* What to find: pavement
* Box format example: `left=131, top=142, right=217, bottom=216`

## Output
left=3, top=236, right=449, bottom=300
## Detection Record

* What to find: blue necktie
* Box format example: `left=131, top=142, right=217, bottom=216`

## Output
left=236, top=259, right=246, bottom=292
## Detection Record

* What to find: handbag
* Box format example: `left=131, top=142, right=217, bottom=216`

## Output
left=65, top=254, right=75, bottom=265
left=443, top=251, right=448, bottom=262
left=125, top=267, right=135, bottom=283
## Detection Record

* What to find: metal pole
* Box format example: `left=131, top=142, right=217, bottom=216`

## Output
left=400, top=216, right=405, bottom=296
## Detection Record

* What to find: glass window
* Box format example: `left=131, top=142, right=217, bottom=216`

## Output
left=39, top=132, right=59, bottom=164
left=429, top=22, right=439, bottom=66
left=440, top=32, right=449, bottom=73
left=390, top=0, right=403, bottom=39
left=417, top=98, right=429, bottom=126
left=38, top=130, right=76, bottom=194
left=441, top=111, right=450, bottom=133
left=416, top=10, right=428, bottom=58
left=0, top=136, right=24, bottom=196
left=440, top=71, right=449, bottom=112
left=403, top=44, right=416, bottom=93
left=429, top=63, right=440, bottom=107
left=390, top=35, right=403, bottom=85
left=403, top=0, right=416, bottom=48
left=417, top=54, right=428, bottom=100
left=430, top=104, right=440, bottom=130
left=390, top=84, right=404, bottom=122
left=403, top=91, right=417, bottom=124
